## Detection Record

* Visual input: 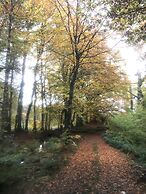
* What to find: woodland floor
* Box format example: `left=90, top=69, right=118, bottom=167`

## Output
left=25, top=132, right=146, bottom=194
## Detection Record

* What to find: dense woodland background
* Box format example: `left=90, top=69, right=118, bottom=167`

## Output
left=0, top=0, right=146, bottom=193
left=0, top=0, right=130, bottom=132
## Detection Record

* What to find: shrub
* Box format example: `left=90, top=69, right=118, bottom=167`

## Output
left=0, top=153, right=26, bottom=189
left=60, top=130, right=75, bottom=145
left=0, top=165, right=25, bottom=186
left=105, top=108, right=146, bottom=165
left=42, top=157, right=61, bottom=171
left=24, top=140, right=40, bottom=153
left=45, top=137, right=64, bottom=152
left=0, top=131, right=77, bottom=192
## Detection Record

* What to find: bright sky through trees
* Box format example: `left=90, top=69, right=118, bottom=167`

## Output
left=121, top=45, right=145, bottom=80
left=108, top=36, right=146, bottom=81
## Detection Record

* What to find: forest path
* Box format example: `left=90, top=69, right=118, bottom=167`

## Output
left=30, top=133, right=145, bottom=194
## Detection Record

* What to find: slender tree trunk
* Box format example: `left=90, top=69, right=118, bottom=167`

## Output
left=71, top=111, right=76, bottom=127
left=9, top=60, right=15, bottom=131
left=137, top=72, right=144, bottom=104
left=45, top=110, right=48, bottom=131
left=58, top=113, right=61, bottom=129
left=48, top=102, right=52, bottom=130
left=41, top=102, right=45, bottom=131
left=15, top=55, right=27, bottom=131
left=25, top=69, right=37, bottom=131
left=129, top=85, right=134, bottom=110
left=1, top=6, right=13, bottom=131
left=40, top=62, right=45, bottom=130
left=25, top=87, right=35, bottom=131
left=60, top=109, right=64, bottom=129
left=44, top=98, right=48, bottom=131
left=33, top=89, right=37, bottom=131
left=44, top=69, right=48, bottom=131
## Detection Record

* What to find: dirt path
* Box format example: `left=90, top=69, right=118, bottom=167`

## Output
left=29, top=134, right=145, bottom=194
left=96, top=136, right=144, bottom=194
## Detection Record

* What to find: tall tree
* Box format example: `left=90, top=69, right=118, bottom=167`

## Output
left=52, top=0, right=111, bottom=129
left=0, top=0, right=22, bottom=131
left=0, top=0, right=31, bottom=131
left=1, top=0, right=14, bottom=131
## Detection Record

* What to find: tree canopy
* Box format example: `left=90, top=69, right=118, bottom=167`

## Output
left=106, top=0, right=146, bottom=44
left=0, top=0, right=130, bottom=133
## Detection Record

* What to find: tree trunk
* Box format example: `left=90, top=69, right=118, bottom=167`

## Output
left=9, top=59, right=15, bottom=131
left=1, top=7, right=13, bottom=131
left=64, top=87, right=74, bottom=129
left=25, top=44, right=42, bottom=131
left=129, top=85, right=134, bottom=110
left=44, top=97, right=48, bottom=131
left=44, top=70, right=48, bottom=131
left=64, top=56, right=80, bottom=129
left=48, top=104, right=52, bottom=130
left=25, top=71, right=36, bottom=131
left=60, top=109, right=64, bottom=129
left=15, top=55, right=27, bottom=131
left=64, top=72, right=79, bottom=128
left=41, top=104, right=45, bottom=130
left=45, top=110, right=48, bottom=131
left=137, top=72, right=144, bottom=104
left=33, top=90, right=37, bottom=131
left=40, top=62, right=45, bottom=130
left=25, top=88, right=34, bottom=131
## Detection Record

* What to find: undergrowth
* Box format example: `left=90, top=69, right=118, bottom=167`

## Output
left=104, top=108, right=146, bottom=167
left=0, top=131, right=80, bottom=194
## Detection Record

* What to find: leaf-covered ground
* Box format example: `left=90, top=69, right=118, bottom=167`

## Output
left=26, top=134, right=146, bottom=194
left=96, top=136, right=145, bottom=194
